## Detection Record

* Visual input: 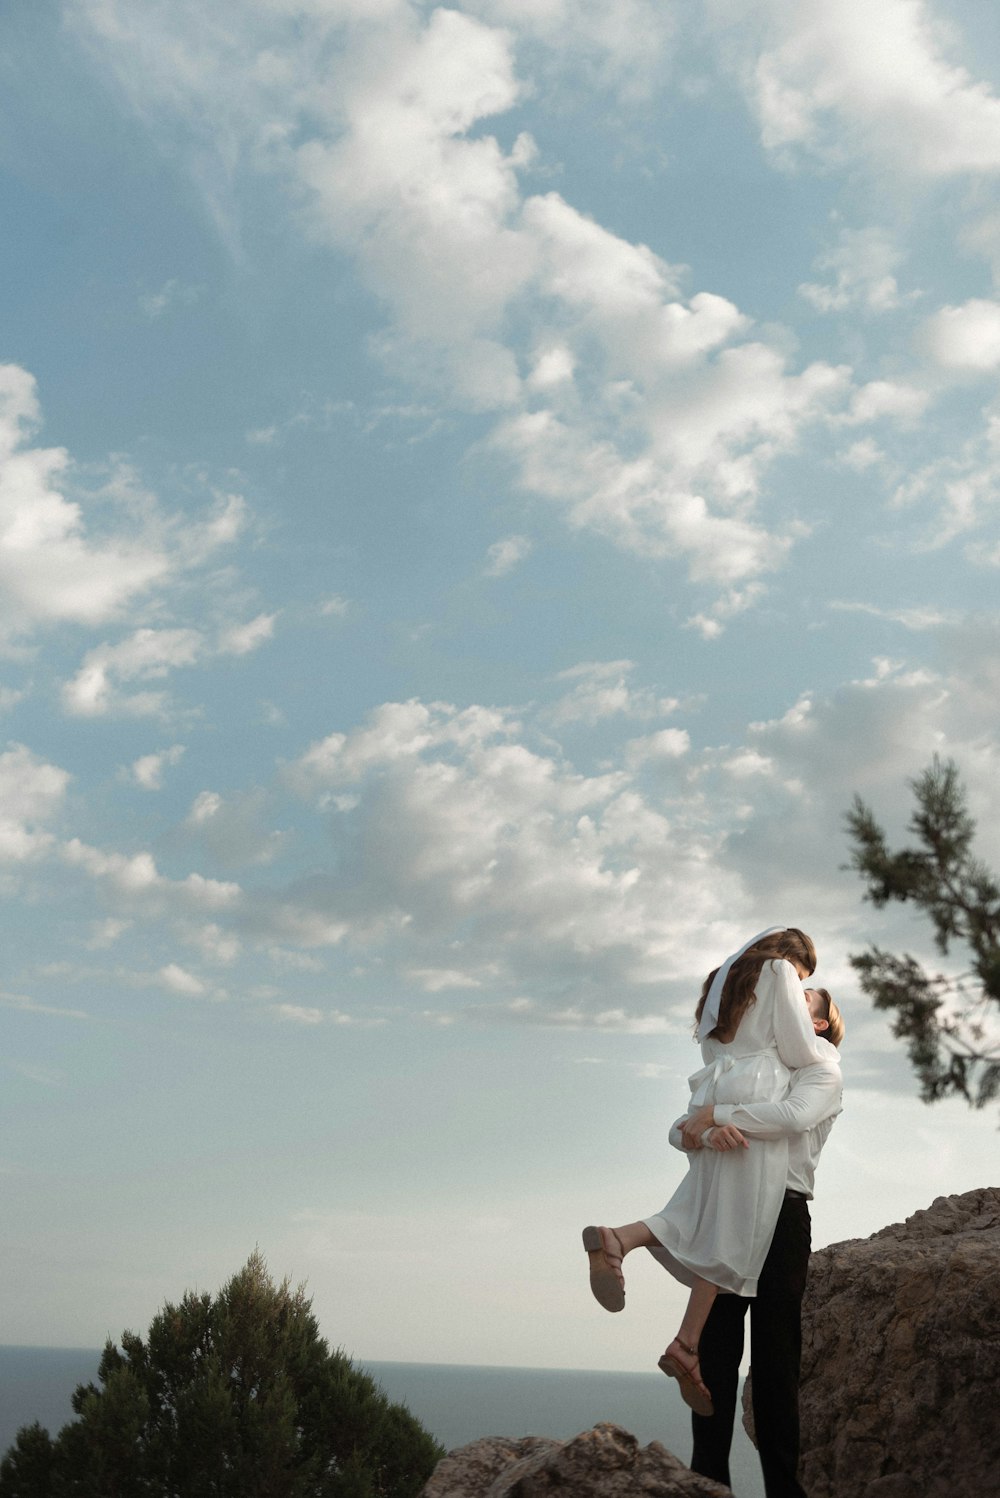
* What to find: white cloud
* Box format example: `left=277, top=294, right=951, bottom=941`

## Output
left=62, top=837, right=241, bottom=912
left=63, top=609, right=275, bottom=718
left=841, top=380, right=931, bottom=427
left=269, top=1004, right=378, bottom=1026
left=155, top=962, right=208, bottom=997
left=718, top=0, right=1000, bottom=175
left=268, top=946, right=325, bottom=972
left=548, top=660, right=680, bottom=726
left=62, top=628, right=202, bottom=717
left=320, top=595, right=350, bottom=617
left=492, top=384, right=825, bottom=590
left=919, top=298, right=1000, bottom=370
left=839, top=437, right=884, bottom=471
left=0, top=744, right=70, bottom=863
left=0, top=363, right=262, bottom=715
left=685, top=581, right=767, bottom=640
left=21, top=615, right=1000, bottom=1031
left=892, top=397, right=1000, bottom=550
left=290, top=699, right=515, bottom=790
left=86, top=917, right=131, bottom=949
left=273, top=1002, right=325, bottom=1024
left=829, top=601, right=952, bottom=630
left=688, top=644, right=1000, bottom=936
left=467, top=996, right=680, bottom=1032
left=959, top=210, right=1000, bottom=288
left=625, top=728, right=691, bottom=765
left=72, top=1, right=855, bottom=608
left=138, top=278, right=202, bottom=319
left=0, top=364, right=169, bottom=643
left=1, top=990, right=88, bottom=1021
left=275, top=694, right=736, bottom=993
left=179, top=492, right=248, bottom=561
left=484, top=534, right=532, bottom=577
left=292, top=5, right=532, bottom=377
left=493, top=337, right=849, bottom=593
left=183, top=787, right=286, bottom=867
left=131, top=745, right=185, bottom=790
left=524, top=191, right=687, bottom=341
left=258, top=634, right=1000, bottom=1011
left=468, top=0, right=675, bottom=102
left=218, top=612, right=277, bottom=655
left=528, top=345, right=574, bottom=390
left=406, top=966, right=484, bottom=992
left=186, top=921, right=241, bottom=965
left=799, top=227, right=913, bottom=313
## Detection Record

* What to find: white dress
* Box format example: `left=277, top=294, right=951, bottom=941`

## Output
left=642, top=959, right=823, bottom=1297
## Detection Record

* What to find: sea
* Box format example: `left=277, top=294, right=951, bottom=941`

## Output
left=0, top=1347, right=766, bottom=1498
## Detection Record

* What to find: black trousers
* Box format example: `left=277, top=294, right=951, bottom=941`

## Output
left=689, top=1195, right=811, bottom=1498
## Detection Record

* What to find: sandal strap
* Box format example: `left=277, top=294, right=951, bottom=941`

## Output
left=601, top=1230, right=624, bottom=1273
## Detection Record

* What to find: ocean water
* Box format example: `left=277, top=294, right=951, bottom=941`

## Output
left=0, top=1347, right=765, bottom=1498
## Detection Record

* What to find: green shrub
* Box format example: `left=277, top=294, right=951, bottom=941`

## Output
left=0, top=1254, right=445, bottom=1498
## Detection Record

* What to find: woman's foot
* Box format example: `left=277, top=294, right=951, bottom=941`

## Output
left=657, top=1337, right=713, bottom=1417
left=581, top=1225, right=625, bottom=1312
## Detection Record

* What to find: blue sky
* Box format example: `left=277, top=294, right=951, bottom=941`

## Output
left=2, top=0, right=1000, bottom=1374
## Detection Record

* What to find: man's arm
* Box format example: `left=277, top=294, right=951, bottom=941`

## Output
left=676, top=1059, right=842, bottom=1150
left=712, top=1060, right=841, bottom=1139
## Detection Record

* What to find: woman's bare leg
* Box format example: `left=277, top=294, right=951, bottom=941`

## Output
left=608, top=1225, right=720, bottom=1353
left=584, top=1220, right=718, bottom=1410
left=660, top=1276, right=718, bottom=1409
left=610, top=1220, right=657, bottom=1255
left=582, top=1220, right=656, bottom=1311
left=675, top=1276, right=720, bottom=1351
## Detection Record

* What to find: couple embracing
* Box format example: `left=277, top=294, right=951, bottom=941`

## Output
left=584, top=926, right=844, bottom=1498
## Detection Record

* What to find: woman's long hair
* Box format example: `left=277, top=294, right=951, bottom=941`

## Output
left=694, top=928, right=816, bottom=1041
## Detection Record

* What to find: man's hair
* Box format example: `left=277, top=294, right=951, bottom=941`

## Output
left=695, top=928, right=817, bottom=1040
left=808, top=986, right=845, bottom=1047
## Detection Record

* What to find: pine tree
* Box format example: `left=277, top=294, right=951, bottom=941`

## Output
left=0, top=1254, right=445, bottom=1498
left=846, top=755, right=1000, bottom=1107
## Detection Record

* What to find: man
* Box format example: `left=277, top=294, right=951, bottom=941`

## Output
left=673, top=988, right=843, bottom=1498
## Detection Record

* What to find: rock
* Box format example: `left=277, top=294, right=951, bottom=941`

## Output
left=422, top=1436, right=559, bottom=1498
left=744, top=1186, right=1000, bottom=1498
left=421, top=1422, right=731, bottom=1498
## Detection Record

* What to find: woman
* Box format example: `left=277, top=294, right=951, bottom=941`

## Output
left=583, top=927, right=825, bottom=1415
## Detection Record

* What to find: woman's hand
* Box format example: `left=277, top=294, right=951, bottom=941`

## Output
left=705, top=1123, right=749, bottom=1152
left=680, top=1104, right=716, bottom=1150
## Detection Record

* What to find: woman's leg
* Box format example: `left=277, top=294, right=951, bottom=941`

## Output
left=659, top=1277, right=719, bottom=1413
left=610, top=1221, right=657, bottom=1254
left=674, top=1276, right=720, bottom=1353
left=581, top=1221, right=655, bottom=1312
left=584, top=1221, right=718, bottom=1411
left=613, top=1225, right=720, bottom=1376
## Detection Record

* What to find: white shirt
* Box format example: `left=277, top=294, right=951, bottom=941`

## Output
left=670, top=1037, right=842, bottom=1199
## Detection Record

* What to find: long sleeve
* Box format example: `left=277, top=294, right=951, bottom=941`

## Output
left=714, top=1060, right=842, bottom=1138
left=769, top=959, right=824, bottom=1069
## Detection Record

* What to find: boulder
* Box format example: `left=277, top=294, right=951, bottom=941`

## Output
left=422, top=1422, right=731, bottom=1498
left=744, top=1186, right=1000, bottom=1497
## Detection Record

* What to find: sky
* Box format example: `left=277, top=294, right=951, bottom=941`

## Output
left=1, top=0, right=1000, bottom=1378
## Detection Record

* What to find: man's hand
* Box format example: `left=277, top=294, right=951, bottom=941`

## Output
left=705, top=1123, right=749, bottom=1151
left=680, top=1104, right=717, bottom=1150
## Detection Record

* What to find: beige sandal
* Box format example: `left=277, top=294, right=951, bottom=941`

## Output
left=658, top=1338, right=713, bottom=1417
left=581, top=1225, right=625, bottom=1312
